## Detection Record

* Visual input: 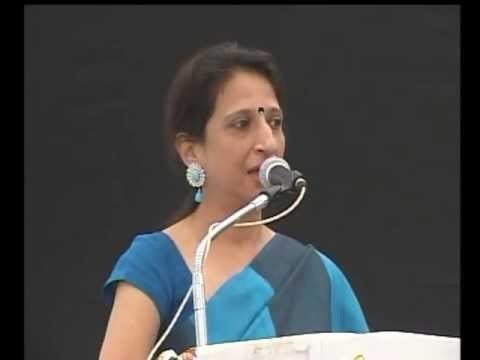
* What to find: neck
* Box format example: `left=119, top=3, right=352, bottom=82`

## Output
left=186, top=194, right=269, bottom=247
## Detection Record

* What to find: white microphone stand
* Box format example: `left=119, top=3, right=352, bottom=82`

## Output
left=192, top=188, right=280, bottom=348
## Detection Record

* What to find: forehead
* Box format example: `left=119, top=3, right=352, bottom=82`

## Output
left=213, top=71, right=280, bottom=115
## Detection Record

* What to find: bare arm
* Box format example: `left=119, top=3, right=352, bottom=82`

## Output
left=99, top=281, right=161, bottom=360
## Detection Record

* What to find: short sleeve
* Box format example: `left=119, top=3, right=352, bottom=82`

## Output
left=317, top=252, right=369, bottom=332
left=103, top=232, right=178, bottom=321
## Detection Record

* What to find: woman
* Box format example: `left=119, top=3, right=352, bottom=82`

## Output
left=99, top=42, right=369, bottom=360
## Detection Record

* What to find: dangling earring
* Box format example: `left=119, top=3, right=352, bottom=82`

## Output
left=186, top=162, right=206, bottom=203
left=194, top=188, right=203, bottom=203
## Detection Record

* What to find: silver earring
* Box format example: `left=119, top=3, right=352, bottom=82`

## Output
left=186, top=162, right=206, bottom=188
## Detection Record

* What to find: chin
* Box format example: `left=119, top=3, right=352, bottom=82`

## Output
left=227, top=176, right=263, bottom=204
left=243, top=183, right=263, bottom=200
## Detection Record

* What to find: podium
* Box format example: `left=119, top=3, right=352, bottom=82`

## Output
left=194, top=331, right=460, bottom=360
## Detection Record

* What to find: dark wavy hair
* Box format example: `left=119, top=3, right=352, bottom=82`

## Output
left=162, top=42, right=286, bottom=226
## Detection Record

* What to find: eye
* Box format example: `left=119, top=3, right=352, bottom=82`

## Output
left=269, top=116, right=283, bottom=129
left=232, top=117, right=250, bottom=129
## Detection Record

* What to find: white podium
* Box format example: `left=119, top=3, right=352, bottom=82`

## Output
left=195, top=331, right=460, bottom=360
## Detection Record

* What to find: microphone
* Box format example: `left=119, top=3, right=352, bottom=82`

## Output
left=259, top=156, right=307, bottom=192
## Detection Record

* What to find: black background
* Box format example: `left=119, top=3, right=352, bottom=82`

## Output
left=25, top=5, right=460, bottom=360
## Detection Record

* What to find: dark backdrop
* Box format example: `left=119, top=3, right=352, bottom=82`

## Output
left=25, top=5, right=460, bottom=360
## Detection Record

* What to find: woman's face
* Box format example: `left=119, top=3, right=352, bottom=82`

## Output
left=197, top=70, right=286, bottom=205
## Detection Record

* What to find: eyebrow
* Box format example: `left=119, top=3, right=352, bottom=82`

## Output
left=224, top=107, right=283, bottom=120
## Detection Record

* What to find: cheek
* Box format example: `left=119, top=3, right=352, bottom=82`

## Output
left=202, top=141, right=235, bottom=176
left=278, top=132, right=286, bottom=155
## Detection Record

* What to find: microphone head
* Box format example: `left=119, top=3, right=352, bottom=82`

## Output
left=259, top=156, right=291, bottom=188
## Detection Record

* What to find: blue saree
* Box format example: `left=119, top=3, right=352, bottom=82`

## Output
left=104, top=231, right=369, bottom=354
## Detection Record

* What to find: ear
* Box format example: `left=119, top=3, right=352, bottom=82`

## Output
left=174, top=132, right=204, bottom=167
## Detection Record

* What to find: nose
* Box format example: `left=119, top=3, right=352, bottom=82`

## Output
left=253, top=118, right=278, bottom=156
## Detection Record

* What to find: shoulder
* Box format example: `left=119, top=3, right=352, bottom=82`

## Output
left=277, top=235, right=347, bottom=285
left=103, top=230, right=189, bottom=320
left=306, top=244, right=355, bottom=296
left=274, top=232, right=349, bottom=285
left=269, top=232, right=309, bottom=254
left=313, top=250, right=346, bottom=283
left=126, top=231, right=173, bottom=254
left=265, top=232, right=369, bottom=332
left=310, top=246, right=369, bottom=332
left=271, top=232, right=339, bottom=273
left=117, top=231, right=185, bottom=267
left=109, top=230, right=186, bottom=280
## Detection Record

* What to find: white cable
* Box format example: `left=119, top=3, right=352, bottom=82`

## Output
left=234, top=186, right=306, bottom=227
left=147, top=187, right=306, bottom=359
left=147, top=285, right=192, bottom=360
